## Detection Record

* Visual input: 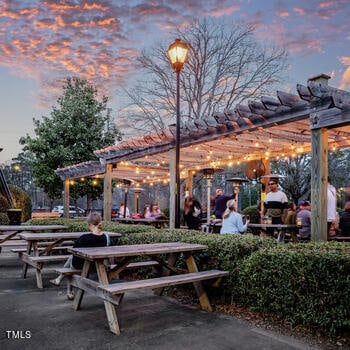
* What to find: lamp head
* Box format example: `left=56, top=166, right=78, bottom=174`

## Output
left=167, top=38, right=189, bottom=73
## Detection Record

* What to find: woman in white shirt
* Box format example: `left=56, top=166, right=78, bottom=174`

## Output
left=220, top=199, right=249, bottom=234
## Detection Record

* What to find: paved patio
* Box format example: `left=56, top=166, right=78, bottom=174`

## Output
left=0, top=248, right=319, bottom=350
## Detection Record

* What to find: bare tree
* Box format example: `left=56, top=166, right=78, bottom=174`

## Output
left=120, top=18, right=288, bottom=134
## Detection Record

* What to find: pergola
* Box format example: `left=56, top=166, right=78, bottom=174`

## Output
left=55, top=74, right=350, bottom=241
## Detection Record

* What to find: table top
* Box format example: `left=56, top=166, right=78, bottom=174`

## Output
left=0, top=225, right=67, bottom=232
left=70, top=242, right=207, bottom=260
left=115, top=218, right=169, bottom=223
left=248, top=223, right=297, bottom=228
left=19, top=231, right=121, bottom=241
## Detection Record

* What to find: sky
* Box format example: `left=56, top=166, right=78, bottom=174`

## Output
left=0, top=0, right=349, bottom=164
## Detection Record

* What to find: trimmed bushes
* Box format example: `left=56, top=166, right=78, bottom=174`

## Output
left=236, top=243, right=350, bottom=334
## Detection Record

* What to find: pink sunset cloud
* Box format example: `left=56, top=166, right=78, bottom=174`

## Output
left=339, top=56, right=350, bottom=89
left=0, top=0, right=348, bottom=111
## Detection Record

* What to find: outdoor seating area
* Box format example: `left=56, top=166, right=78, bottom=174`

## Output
left=0, top=224, right=228, bottom=336
left=2, top=245, right=325, bottom=349
left=0, top=219, right=349, bottom=348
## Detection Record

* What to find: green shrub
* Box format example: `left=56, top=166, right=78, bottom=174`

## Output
left=8, top=185, right=32, bottom=222
left=0, top=195, right=10, bottom=212
left=0, top=212, right=9, bottom=224
left=241, top=205, right=259, bottom=223
left=236, top=242, right=350, bottom=334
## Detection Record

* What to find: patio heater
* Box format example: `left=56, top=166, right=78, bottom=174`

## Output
left=132, top=187, right=143, bottom=214
left=201, top=168, right=223, bottom=224
left=122, top=179, right=132, bottom=217
left=226, top=177, right=249, bottom=212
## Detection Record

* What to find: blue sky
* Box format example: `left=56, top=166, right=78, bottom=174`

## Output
left=0, top=0, right=349, bottom=163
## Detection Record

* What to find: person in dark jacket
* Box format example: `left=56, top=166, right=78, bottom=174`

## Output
left=184, top=196, right=202, bottom=230
left=214, top=188, right=237, bottom=219
left=339, top=201, right=350, bottom=236
left=50, top=212, right=110, bottom=299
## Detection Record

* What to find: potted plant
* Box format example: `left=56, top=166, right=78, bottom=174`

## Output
left=7, top=208, right=22, bottom=225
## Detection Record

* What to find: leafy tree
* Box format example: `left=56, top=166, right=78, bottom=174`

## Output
left=20, top=77, right=122, bottom=208
left=121, top=18, right=287, bottom=134
left=271, top=154, right=312, bottom=204
left=3, top=151, right=36, bottom=195
left=328, top=149, right=350, bottom=189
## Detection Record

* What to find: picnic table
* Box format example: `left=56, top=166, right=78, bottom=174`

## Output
left=68, top=242, right=228, bottom=335
left=0, top=225, right=68, bottom=251
left=115, top=217, right=169, bottom=228
left=248, top=223, right=299, bottom=242
left=18, top=231, right=121, bottom=289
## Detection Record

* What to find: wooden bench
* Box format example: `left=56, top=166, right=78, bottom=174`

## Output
left=53, top=260, right=160, bottom=295
left=99, top=270, right=228, bottom=297
left=1, top=240, right=74, bottom=251
left=11, top=246, right=73, bottom=257
left=22, top=253, right=71, bottom=289
left=31, top=212, right=60, bottom=219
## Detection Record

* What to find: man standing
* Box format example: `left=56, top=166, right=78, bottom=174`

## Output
left=263, top=178, right=289, bottom=237
left=214, top=188, right=237, bottom=219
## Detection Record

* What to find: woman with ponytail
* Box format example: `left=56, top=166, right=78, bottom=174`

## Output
left=220, top=199, right=249, bottom=234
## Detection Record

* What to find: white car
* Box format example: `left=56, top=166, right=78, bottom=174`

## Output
left=52, top=205, right=85, bottom=218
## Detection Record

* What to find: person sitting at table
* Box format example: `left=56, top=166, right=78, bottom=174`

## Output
left=50, top=212, right=110, bottom=299
left=183, top=196, right=202, bottom=230
left=140, top=205, right=150, bottom=218
left=145, top=202, right=167, bottom=220
left=296, top=200, right=311, bottom=238
left=285, top=202, right=297, bottom=224
left=339, top=201, right=350, bottom=236
left=118, top=202, right=130, bottom=218
left=220, top=199, right=249, bottom=234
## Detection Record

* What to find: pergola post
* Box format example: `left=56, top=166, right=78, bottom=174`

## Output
left=311, top=128, right=328, bottom=241
left=64, top=180, right=70, bottom=218
left=103, top=163, right=112, bottom=221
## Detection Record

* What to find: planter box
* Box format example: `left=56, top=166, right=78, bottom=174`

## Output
left=7, top=209, right=22, bottom=225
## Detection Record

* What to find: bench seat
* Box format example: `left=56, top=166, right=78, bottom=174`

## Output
left=1, top=240, right=74, bottom=248
left=11, top=246, right=72, bottom=256
left=99, top=270, right=228, bottom=295
left=31, top=212, right=60, bottom=219
left=22, top=253, right=71, bottom=267
left=54, top=260, right=159, bottom=277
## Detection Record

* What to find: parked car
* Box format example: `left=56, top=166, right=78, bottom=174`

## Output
left=52, top=205, right=85, bottom=218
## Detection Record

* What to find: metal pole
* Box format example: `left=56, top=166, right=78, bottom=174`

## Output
left=175, top=70, right=181, bottom=228
left=206, top=178, right=212, bottom=224
left=123, top=187, right=128, bottom=218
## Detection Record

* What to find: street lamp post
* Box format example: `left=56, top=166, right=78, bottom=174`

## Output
left=167, top=38, right=189, bottom=228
